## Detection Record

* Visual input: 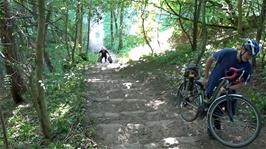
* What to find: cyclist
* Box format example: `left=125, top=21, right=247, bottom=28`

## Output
left=98, top=47, right=109, bottom=63
left=203, top=39, right=261, bottom=137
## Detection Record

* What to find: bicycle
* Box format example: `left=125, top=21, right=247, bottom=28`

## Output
left=177, top=64, right=262, bottom=148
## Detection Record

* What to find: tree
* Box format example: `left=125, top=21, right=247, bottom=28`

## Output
left=35, top=0, right=51, bottom=139
left=118, top=0, right=124, bottom=51
left=0, top=106, right=8, bottom=148
left=192, top=0, right=202, bottom=51
left=0, top=0, right=24, bottom=104
left=63, top=1, right=71, bottom=60
left=77, top=0, right=84, bottom=54
left=44, top=6, right=55, bottom=72
left=86, top=0, right=92, bottom=54
left=141, top=0, right=154, bottom=54
left=256, top=0, right=266, bottom=68
left=237, top=0, right=243, bottom=35
left=196, top=0, right=207, bottom=63
left=110, top=9, right=114, bottom=48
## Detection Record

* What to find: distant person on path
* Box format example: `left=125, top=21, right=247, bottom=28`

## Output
left=98, top=47, right=109, bottom=63
left=203, top=39, right=261, bottom=137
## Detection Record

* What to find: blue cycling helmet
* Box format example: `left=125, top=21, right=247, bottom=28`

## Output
left=243, top=39, right=260, bottom=57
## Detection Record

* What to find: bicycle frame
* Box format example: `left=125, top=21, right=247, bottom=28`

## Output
left=196, top=78, right=239, bottom=114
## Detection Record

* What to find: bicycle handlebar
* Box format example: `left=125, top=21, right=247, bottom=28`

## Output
left=223, top=67, right=244, bottom=83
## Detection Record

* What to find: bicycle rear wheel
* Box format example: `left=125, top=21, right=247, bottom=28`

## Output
left=177, top=83, right=201, bottom=122
left=207, top=95, right=261, bottom=148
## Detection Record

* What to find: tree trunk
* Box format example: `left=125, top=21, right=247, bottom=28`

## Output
left=196, top=0, right=207, bottom=63
left=77, top=0, right=84, bottom=54
left=237, top=0, right=243, bottom=35
left=72, top=0, right=80, bottom=63
left=113, top=9, right=119, bottom=36
left=118, top=0, right=124, bottom=51
left=256, top=0, right=266, bottom=68
left=141, top=1, right=154, bottom=55
left=0, top=108, right=8, bottom=148
left=0, top=0, right=24, bottom=104
left=44, top=6, right=55, bottom=72
left=192, top=0, right=202, bottom=51
left=86, top=0, right=92, bottom=55
left=36, top=0, right=51, bottom=139
left=157, top=7, right=162, bottom=50
left=64, top=5, right=71, bottom=60
left=110, top=10, right=114, bottom=48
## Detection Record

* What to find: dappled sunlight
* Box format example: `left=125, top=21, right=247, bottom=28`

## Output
left=128, top=27, right=175, bottom=61
left=145, top=99, right=166, bottom=110
left=7, top=103, right=38, bottom=140
left=94, top=60, right=130, bottom=71
left=50, top=103, right=71, bottom=120
left=161, top=137, right=180, bottom=148
left=123, top=82, right=132, bottom=89
left=117, top=123, right=144, bottom=144
left=86, top=78, right=104, bottom=83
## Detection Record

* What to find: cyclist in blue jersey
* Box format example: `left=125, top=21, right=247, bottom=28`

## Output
left=203, top=39, right=261, bottom=137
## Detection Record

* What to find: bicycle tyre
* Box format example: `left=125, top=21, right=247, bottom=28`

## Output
left=207, top=94, right=261, bottom=148
left=177, top=83, right=201, bottom=122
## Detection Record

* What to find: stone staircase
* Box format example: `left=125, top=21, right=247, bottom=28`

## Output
left=86, top=64, right=265, bottom=149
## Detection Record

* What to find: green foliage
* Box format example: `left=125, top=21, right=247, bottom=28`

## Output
left=103, top=9, right=145, bottom=56
left=143, top=44, right=197, bottom=65
left=247, top=89, right=266, bottom=115
left=45, top=67, right=94, bottom=148
left=0, top=65, right=94, bottom=148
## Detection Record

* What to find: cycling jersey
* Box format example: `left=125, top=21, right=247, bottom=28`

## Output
left=206, top=48, right=252, bottom=96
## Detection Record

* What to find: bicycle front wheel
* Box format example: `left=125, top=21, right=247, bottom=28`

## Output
left=207, top=95, right=261, bottom=148
left=177, top=83, right=201, bottom=122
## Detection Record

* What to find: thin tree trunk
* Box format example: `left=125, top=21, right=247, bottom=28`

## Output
left=36, top=0, right=51, bottom=139
left=141, top=1, right=154, bottom=55
left=192, top=0, right=202, bottom=51
left=86, top=0, right=92, bottom=55
left=0, top=108, right=8, bottom=148
left=72, top=0, right=80, bottom=63
left=64, top=5, right=71, bottom=60
left=176, top=0, right=193, bottom=46
left=110, top=10, right=114, bottom=48
left=237, top=0, right=243, bottom=35
left=196, top=0, right=207, bottom=63
left=157, top=6, right=162, bottom=50
left=113, top=9, right=119, bottom=36
left=256, top=0, right=266, bottom=68
left=44, top=6, right=55, bottom=72
left=0, top=0, right=24, bottom=104
left=77, top=0, right=84, bottom=54
left=118, top=0, right=124, bottom=51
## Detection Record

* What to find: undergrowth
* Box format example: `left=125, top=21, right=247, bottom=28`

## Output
left=0, top=64, right=95, bottom=148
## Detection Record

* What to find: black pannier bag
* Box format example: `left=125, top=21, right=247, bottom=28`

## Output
left=183, top=64, right=200, bottom=91
left=108, top=56, right=113, bottom=63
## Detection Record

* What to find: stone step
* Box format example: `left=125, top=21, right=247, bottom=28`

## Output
left=143, top=136, right=202, bottom=149
left=88, top=100, right=153, bottom=113
left=88, top=110, right=179, bottom=124
left=94, top=120, right=192, bottom=146
left=88, top=97, right=174, bottom=113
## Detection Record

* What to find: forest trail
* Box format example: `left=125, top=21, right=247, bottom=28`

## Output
left=85, top=62, right=266, bottom=149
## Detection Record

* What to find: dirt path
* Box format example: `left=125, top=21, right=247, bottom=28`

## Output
left=86, top=62, right=266, bottom=149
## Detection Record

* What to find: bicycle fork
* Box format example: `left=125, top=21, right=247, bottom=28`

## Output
left=226, top=93, right=234, bottom=122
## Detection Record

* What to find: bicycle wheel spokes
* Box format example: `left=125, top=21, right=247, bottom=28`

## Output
left=208, top=96, right=261, bottom=148
left=180, top=96, right=201, bottom=122
left=177, top=83, right=201, bottom=122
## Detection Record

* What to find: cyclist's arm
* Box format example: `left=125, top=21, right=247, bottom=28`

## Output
left=204, top=56, right=216, bottom=80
